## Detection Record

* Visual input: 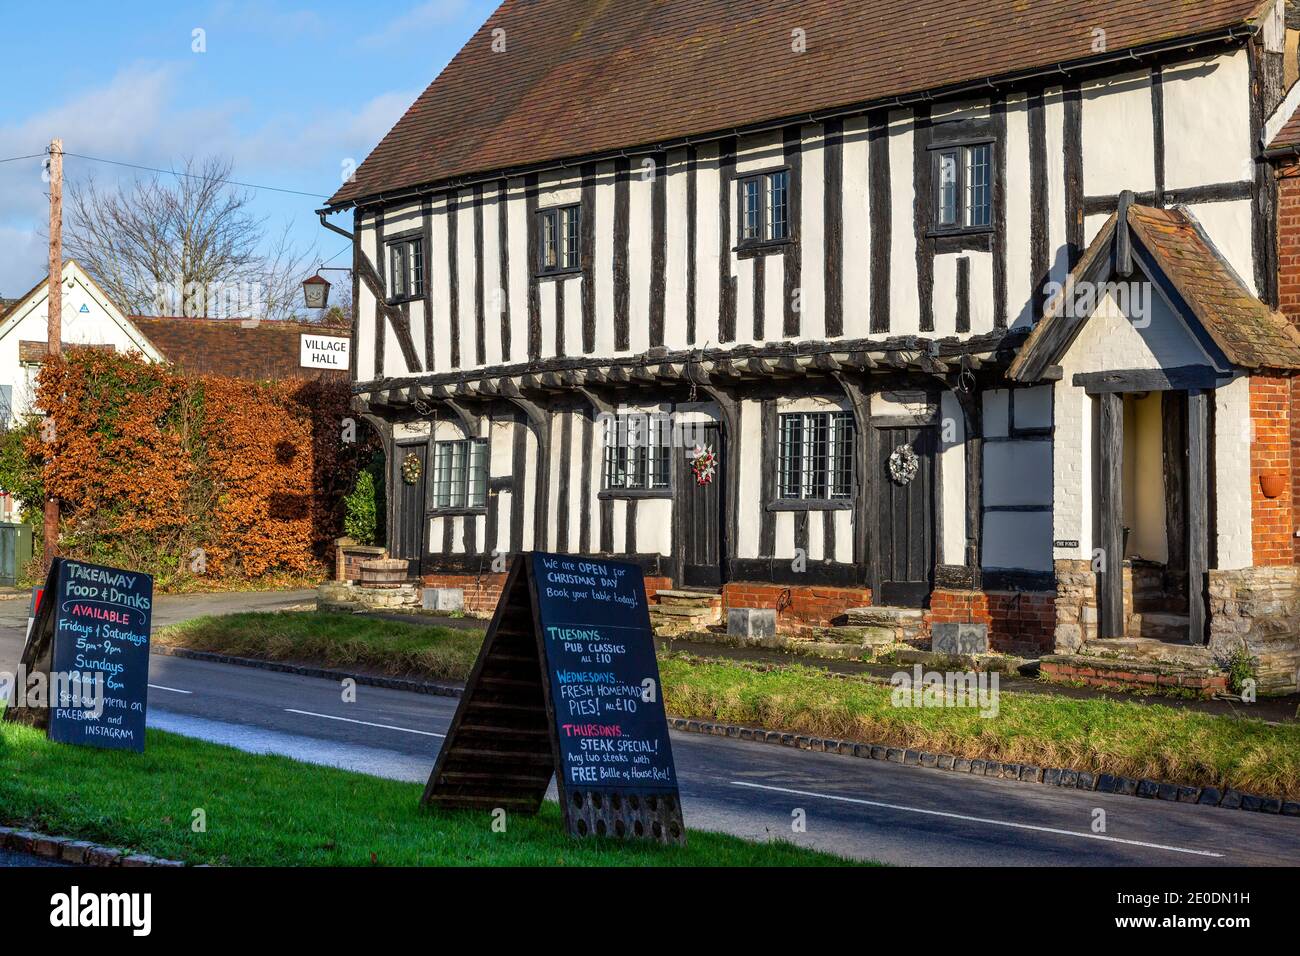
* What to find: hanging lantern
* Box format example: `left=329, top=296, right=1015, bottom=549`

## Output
left=302, top=273, right=331, bottom=309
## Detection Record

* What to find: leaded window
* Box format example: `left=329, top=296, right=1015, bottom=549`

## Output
left=778, top=411, right=855, bottom=501
left=431, top=439, right=488, bottom=510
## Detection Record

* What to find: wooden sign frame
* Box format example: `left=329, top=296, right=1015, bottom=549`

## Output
left=422, top=552, right=685, bottom=844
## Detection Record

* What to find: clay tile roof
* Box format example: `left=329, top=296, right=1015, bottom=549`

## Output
left=1268, top=103, right=1300, bottom=151
left=18, top=341, right=117, bottom=363
left=127, top=316, right=351, bottom=382
left=1126, top=204, right=1300, bottom=369
left=329, top=0, right=1264, bottom=208
left=1011, top=201, right=1300, bottom=379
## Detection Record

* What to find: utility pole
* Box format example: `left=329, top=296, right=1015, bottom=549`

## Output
left=43, top=138, right=62, bottom=570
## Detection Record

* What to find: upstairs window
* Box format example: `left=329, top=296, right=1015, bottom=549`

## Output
left=933, top=142, right=993, bottom=232
left=778, top=411, right=855, bottom=501
left=387, top=237, right=424, bottom=301
left=431, top=439, right=488, bottom=510
left=603, top=414, right=671, bottom=493
left=738, top=168, right=790, bottom=246
left=538, top=204, right=581, bottom=275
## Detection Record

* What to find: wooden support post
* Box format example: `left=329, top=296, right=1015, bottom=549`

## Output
left=696, top=384, right=740, bottom=584
left=502, top=395, right=551, bottom=551
left=43, top=138, right=63, bottom=570
left=1098, top=392, right=1125, bottom=638
left=830, top=371, right=871, bottom=578
left=960, top=389, right=983, bottom=588
left=1186, top=389, right=1210, bottom=645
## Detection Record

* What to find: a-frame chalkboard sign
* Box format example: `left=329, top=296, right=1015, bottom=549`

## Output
left=5, top=557, right=153, bottom=753
left=422, top=552, right=685, bottom=845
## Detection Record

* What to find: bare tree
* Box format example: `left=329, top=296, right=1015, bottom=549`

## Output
left=63, top=156, right=315, bottom=321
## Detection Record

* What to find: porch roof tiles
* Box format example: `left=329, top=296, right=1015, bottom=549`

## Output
left=1010, top=200, right=1300, bottom=380
left=1127, top=204, right=1300, bottom=370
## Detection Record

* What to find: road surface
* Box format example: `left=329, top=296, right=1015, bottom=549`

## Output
left=2, top=591, right=1297, bottom=866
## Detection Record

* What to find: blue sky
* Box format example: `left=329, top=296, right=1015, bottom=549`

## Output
left=0, top=0, right=499, bottom=297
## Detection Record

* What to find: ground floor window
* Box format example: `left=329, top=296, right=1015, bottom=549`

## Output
left=431, top=438, right=488, bottom=509
left=603, top=413, right=671, bottom=492
left=778, top=411, right=855, bottom=501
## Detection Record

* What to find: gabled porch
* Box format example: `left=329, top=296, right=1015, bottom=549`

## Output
left=1010, top=192, right=1300, bottom=692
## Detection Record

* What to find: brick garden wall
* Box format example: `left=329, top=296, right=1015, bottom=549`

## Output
left=926, top=588, right=1056, bottom=656
left=421, top=569, right=674, bottom=617
left=422, top=572, right=508, bottom=616
left=721, top=582, right=871, bottom=636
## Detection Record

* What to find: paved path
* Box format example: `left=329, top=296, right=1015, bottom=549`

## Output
left=0, top=849, right=66, bottom=867
left=2, top=589, right=1298, bottom=866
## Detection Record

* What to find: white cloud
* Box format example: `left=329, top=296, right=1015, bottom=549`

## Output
left=361, top=0, right=469, bottom=49
left=0, top=61, right=417, bottom=295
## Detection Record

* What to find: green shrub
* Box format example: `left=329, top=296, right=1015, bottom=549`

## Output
left=1225, top=646, right=1258, bottom=696
left=0, top=417, right=44, bottom=519
left=343, top=452, right=385, bottom=545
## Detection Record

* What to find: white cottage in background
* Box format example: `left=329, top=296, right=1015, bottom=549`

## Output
left=0, top=261, right=162, bottom=518
left=324, top=0, right=1300, bottom=692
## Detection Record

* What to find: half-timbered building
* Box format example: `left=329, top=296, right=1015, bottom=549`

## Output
left=324, top=0, right=1300, bottom=691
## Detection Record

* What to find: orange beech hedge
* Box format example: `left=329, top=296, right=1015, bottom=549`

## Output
left=28, top=348, right=366, bottom=585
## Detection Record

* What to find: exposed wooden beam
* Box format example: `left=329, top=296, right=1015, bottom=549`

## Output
left=1187, top=389, right=1210, bottom=645
left=1098, top=391, right=1125, bottom=638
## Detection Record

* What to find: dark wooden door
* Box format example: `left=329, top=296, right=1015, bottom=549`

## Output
left=874, top=426, right=935, bottom=607
left=392, top=442, right=427, bottom=566
left=677, top=423, right=724, bottom=587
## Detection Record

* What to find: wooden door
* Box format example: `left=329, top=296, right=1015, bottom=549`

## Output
left=392, top=442, right=427, bottom=566
left=874, top=426, right=936, bottom=607
left=676, top=423, right=724, bottom=587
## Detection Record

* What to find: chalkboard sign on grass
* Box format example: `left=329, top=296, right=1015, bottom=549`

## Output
left=422, top=552, right=684, bottom=844
left=4, top=557, right=153, bottom=753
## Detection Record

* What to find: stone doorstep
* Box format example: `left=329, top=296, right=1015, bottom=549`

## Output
left=0, top=826, right=185, bottom=867
left=819, top=625, right=897, bottom=647
left=843, top=606, right=925, bottom=627
left=1085, top=637, right=1216, bottom=667
left=649, top=603, right=718, bottom=619
left=663, top=719, right=1300, bottom=820
left=654, top=589, right=722, bottom=604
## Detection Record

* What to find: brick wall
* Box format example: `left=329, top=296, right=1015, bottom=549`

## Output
left=335, top=543, right=387, bottom=582
left=721, top=582, right=871, bottom=635
left=421, top=570, right=675, bottom=617
left=1277, top=167, right=1300, bottom=564
left=422, top=572, right=508, bottom=616
left=926, top=588, right=1056, bottom=655
left=1249, top=374, right=1293, bottom=566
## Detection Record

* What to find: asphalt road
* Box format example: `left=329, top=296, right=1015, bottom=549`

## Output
left=2, top=591, right=1299, bottom=866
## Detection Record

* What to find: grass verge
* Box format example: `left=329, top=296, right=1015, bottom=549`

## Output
left=659, top=656, right=1300, bottom=801
left=0, top=720, right=856, bottom=866
left=155, top=611, right=483, bottom=682
left=154, top=611, right=1300, bottom=801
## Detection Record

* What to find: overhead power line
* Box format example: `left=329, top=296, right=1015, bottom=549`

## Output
left=61, top=151, right=329, bottom=200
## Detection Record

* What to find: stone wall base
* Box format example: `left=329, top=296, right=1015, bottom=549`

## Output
left=1208, top=565, right=1300, bottom=695
left=318, top=581, right=421, bottom=611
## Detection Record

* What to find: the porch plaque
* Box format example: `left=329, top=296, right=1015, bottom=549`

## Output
left=421, top=551, right=684, bottom=844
